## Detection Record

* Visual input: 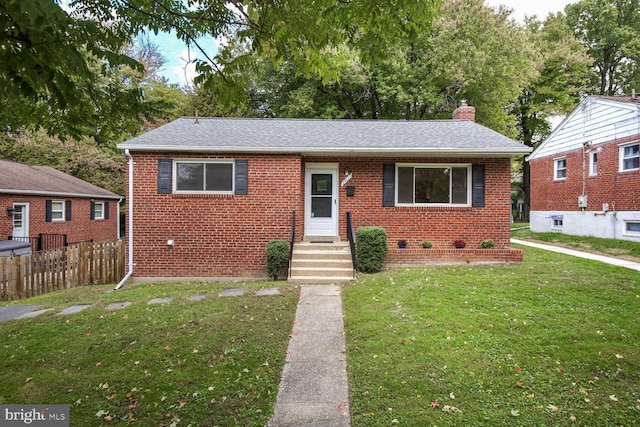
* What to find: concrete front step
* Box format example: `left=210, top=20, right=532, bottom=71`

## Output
left=289, top=239, right=355, bottom=283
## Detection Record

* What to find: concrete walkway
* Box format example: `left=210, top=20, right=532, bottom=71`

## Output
left=511, top=238, right=640, bottom=271
left=269, top=285, right=350, bottom=427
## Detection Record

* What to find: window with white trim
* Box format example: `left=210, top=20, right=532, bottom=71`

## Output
left=620, top=143, right=639, bottom=171
left=551, top=215, right=563, bottom=229
left=174, top=160, right=234, bottom=193
left=396, top=164, right=470, bottom=205
left=625, top=221, right=640, bottom=235
left=554, top=158, right=567, bottom=180
left=589, top=151, right=598, bottom=176
left=51, top=201, right=65, bottom=221
left=93, top=202, right=105, bottom=220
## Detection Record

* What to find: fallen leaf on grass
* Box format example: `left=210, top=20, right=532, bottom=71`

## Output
left=547, top=404, right=559, bottom=413
left=95, top=362, right=102, bottom=367
left=511, top=409, right=520, bottom=417
left=515, top=367, right=522, bottom=373
left=609, top=395, right=618, bottom=401
left=129, top=401, right=137, bottom=409
left=442, top=405, right=462, bottom=413
left=515, top=381, right=524, bottom=388
left=430, top=401, right=439, bottom=408
left=449, top=392, right=455, bottom=399
left=615, top=354, right=624, bottom=359
left=164, top=345, right=170, bottom=351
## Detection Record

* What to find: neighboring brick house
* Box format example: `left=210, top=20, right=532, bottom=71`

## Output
left=0, top=160, right=122, bottom=250
left=528, top=95, right=640, bottom=241
left=118, top=102, right=531, bottom=281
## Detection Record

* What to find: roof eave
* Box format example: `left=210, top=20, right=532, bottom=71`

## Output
left=118, top=145, right=531, bottom=158
left=0, top=189, right=122, bottom=200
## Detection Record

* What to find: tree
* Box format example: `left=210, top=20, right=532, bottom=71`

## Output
left=566, top=0, right=640, bottom=95
left=426, top=0, right=536, bottom=134
left=513, top=13, right=595, bottom=220
left=1, top=0, right=443, bottom=136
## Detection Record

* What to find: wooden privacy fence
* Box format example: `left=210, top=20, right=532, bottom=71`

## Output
left=0, top=239, right=125, bottom=301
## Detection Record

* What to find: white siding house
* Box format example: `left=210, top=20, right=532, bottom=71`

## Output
left=527, top=96, right=640, bottom=241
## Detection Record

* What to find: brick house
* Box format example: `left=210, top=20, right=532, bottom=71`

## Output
left=117, top=102, right=530, bottom=281
left=528, top=95, right=640, bottom=241
left=0, top=160, right=122, bottom=250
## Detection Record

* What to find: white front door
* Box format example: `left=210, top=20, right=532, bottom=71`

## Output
left=305, top=164, right=338, bottom=237
left=12, top=203, right=29, bottom=239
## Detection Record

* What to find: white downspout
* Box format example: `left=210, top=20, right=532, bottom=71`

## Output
left=115, top=149, right=134, bottom=290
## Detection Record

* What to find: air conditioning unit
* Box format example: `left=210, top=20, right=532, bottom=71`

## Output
left=578, top=195, right=587, bottom=208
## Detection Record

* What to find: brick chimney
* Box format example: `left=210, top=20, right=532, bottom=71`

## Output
left=452, top=100, right=476, bottom=122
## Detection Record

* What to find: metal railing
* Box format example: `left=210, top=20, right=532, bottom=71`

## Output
left=288, top=211, right=296, bottom=279
left=346, top=211, right=357, bottom=278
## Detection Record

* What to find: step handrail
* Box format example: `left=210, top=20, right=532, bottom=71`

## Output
left=346, top=211, right=357, bottom=279
left=288, top=210, right=296, bottom=279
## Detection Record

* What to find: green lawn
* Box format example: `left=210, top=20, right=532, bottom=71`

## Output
left=0, top=281, right=298, bottom=426
left=343, top=245, right=640, bottom=426
left=511, top=226, right=640, bottom=259
left=1, top=244, right=639, bottom=426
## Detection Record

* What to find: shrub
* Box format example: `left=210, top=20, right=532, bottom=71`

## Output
left=453, top=239, right=467, bottom=248
left=266, top=240, right=289, bottom=280
left=422, top=241, right=433, bottom=249
left=356, top=227, right=388, bottom=273
left=481, top=239, right=495, bottom=249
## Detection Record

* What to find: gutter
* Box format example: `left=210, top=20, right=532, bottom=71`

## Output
left=0, top=189, right=122, bottom=199
left=118, top=146, right=531, bottom=157
left=115, top=149, right=134, bottom=290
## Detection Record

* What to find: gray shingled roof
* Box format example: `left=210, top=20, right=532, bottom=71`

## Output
left=118, top=117, right=530, bottom=157
left=0, top=160, right=121, bottom=199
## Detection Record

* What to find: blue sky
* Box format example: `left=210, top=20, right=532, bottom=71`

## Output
left=148, top=31, right=217, bottom=88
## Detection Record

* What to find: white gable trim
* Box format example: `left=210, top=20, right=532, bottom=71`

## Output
left=527, top=97, right=640, bottom=161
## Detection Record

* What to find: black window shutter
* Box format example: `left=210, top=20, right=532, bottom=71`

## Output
left=472, top=164, right=485, bottom=208
left=65, top=200, right=72, bottom=221
left=104, top=202, right=110, bottom=219
left=45, top=200, right=52, bottom=222
left=90, top=201, right=95, bottom=220
left=158, top=159, right=172, bottom=194
left=235, top=160, right=248, bottom=195
left=382, top=163, right=395, bottom=207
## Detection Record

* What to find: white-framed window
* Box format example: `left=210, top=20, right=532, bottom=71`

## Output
left=396, top=164, right=470, bottom=206
left=625, top=221, right=640, bottom=235
left=551, top=215, right=563, bottom=229
left=93, top=202, right=105, bottom=220
left=619, top=142, right=639, bottom=171
left=51, top=201, right=65, bottom=221
left=174, top=160, right=235, bottom=193
left=589, top=151, right=598, bottom=176
left=554, top=158, right=567, bottom=180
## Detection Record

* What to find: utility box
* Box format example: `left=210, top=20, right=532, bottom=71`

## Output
left=0, top=240, right=32, bottom=257
left=578, top=195, right=588, bottom=208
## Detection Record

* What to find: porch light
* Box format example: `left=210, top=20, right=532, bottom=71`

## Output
left=6, top=207, right=15, bottom=216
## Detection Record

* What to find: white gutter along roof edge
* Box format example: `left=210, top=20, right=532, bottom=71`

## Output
left=0, top=189, right=122, bottom=199
left=117, top=145, right=531, bottom=157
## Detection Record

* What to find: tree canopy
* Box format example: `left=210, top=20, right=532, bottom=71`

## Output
left=1, top=0, right=443, bottom=137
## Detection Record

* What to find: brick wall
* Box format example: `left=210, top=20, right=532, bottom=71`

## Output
left=530, top=135, right=640, bottom=212
left=321, top=156, right=513, bottom=249
left=129, top=153, right=302, bottom=278
left=0, top=195, right=119, bottom=244
left=129, top=154, right=515, bottom=278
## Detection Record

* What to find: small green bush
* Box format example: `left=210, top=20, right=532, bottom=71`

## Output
left=422, top=241, right=433, bottom=249
left=356, top=227, right=388, bottom=273
left=481, top=239, right=495, bottom=249
left=266, top=240, right=289, bottom=279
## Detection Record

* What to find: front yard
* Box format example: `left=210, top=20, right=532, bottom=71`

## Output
left=0, top=240, right=638, bottom=426
left=344, top=243, right=640, bottom=426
